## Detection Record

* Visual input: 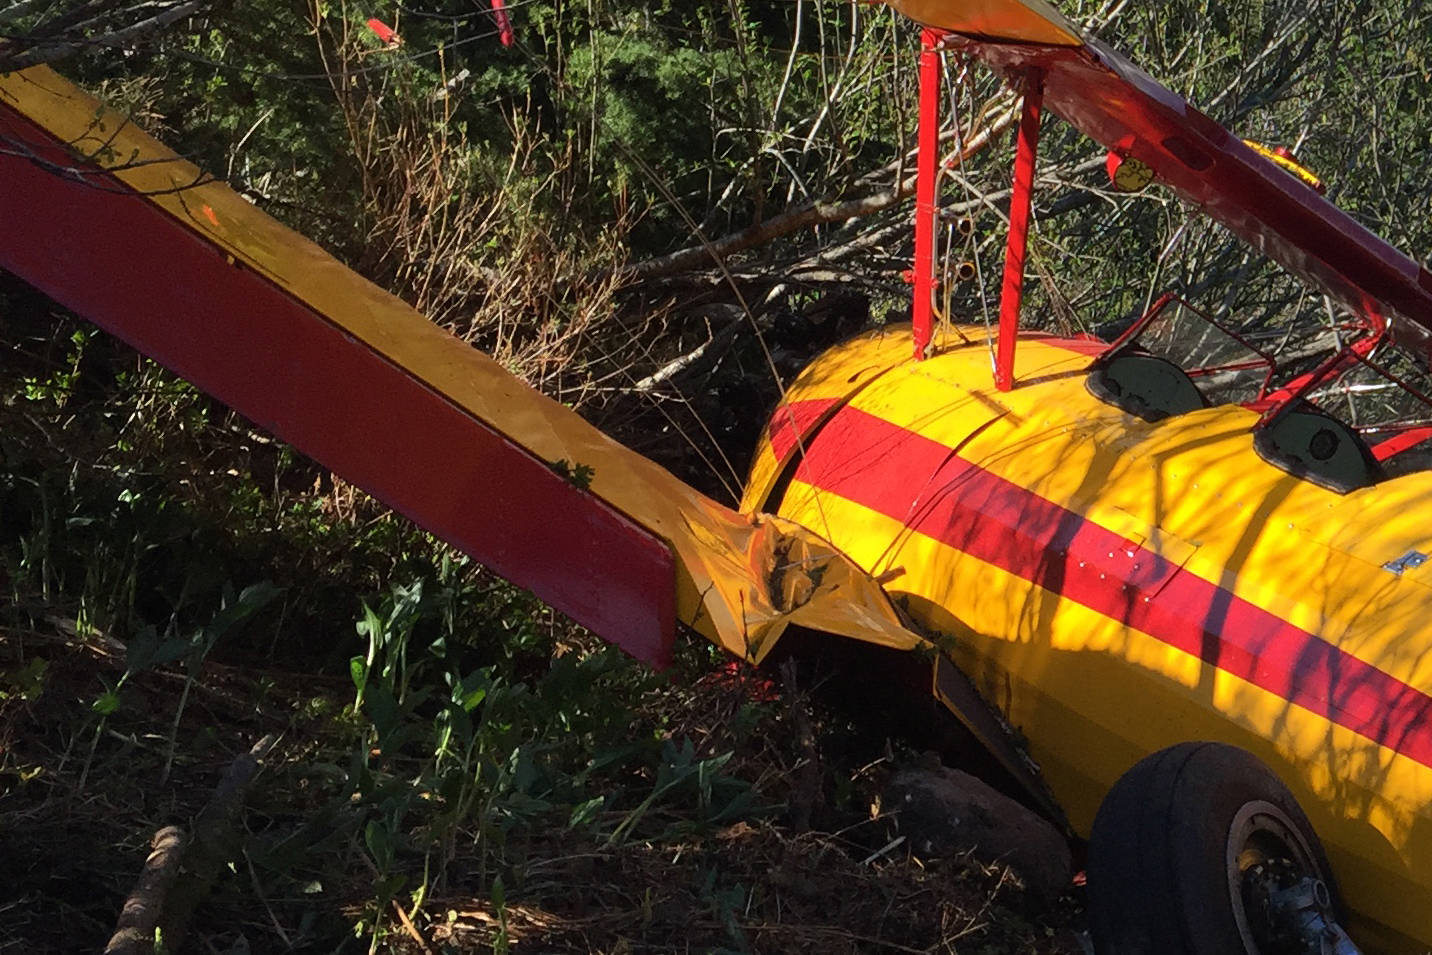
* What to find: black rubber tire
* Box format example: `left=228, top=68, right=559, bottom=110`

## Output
left=1086, top=741, right=1339, bottom=955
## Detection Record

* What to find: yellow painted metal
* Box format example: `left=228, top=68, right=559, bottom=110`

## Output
left=1244, top=139, right=1326, bottom=193
left=744, top=328, right=1432, bottom=953
left=883, top=0, right=1082, bottom=46
left=0, top=65, right=925, bottom=664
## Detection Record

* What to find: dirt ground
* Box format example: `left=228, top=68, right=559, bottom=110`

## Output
left=1, top=623, right=1087, bottom=954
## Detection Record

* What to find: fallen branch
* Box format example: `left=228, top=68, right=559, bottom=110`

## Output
left=621, top=106, right=1020, bottom=284
left=156, top=733, right=278, bottom=950
left=103, top=826, right=188, bottom=955
left=633, top=304, right=746, bottom=392
left=624, top=185, right=917, bottom=283
left=104, top=734, right=278, bottom=955
left=0, top=0, right=208, bottom=72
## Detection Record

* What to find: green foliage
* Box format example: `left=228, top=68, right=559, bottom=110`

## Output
left=8, top=0, right=1432, bottom=949
left=0, top=656, right=48, bottom=703
left=62, top=0, right=916, bottom=265
left=0, top=281, right=777, bottom=940
left=308, top=570, right=772, bottom=944
left=349, top=576, right=756, bottom=806
left=546, top=458, right=595, bottom=489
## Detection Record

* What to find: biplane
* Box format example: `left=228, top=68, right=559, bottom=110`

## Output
left=2, top=0, right=1431, bottom=952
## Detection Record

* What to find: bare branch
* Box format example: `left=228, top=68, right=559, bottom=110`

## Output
left=623, top=105, right=1020, bottom=283
left=0, top=0, right=207, bottom=72
left=103, top=826, right=188, bottom=955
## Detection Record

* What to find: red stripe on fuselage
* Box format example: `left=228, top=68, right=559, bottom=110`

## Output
left=768, top=339, right=1100, bottom=462
left=767, top=398, right=841, bottom=462
left=791, top=402, right=1432, bottom=768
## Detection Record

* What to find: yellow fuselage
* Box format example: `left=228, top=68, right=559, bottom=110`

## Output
left=742, top=328, right=1432, bottom=953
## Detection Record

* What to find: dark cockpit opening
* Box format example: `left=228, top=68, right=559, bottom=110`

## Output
left=1087, top=352, right=1207, bottom=422
left=1252, top=403, right=1384, bottom=493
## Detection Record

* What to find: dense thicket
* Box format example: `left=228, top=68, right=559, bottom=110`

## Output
left=14, top=0, right=1430, bottom=423
left=4, top=0, right=1432, bottom=950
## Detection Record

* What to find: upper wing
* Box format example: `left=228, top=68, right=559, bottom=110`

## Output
left=887, top=0, right=1432, bottom=355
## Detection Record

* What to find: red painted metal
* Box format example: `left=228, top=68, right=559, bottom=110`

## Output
left=365, top=17, right=400, bottom=47
left=490, top=0, right=513, bottom=47
left=767, top=397, right=842, bottom=463
left=994, top=69, right=1044, bottom=392
left=1257, top=330, right=1385, bottom=427
left=911, top=27, right=944, bottom=360
left=787, top=398, right=1432, bottom=770
left=0, top=104, right=677, bottom=668
left=1372, top=425, right=1432, bottom=461
left=956, top=37, right=1432, bottom=358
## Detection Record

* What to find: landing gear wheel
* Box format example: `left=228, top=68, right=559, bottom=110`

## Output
left=1086, top=742, right=1359, bottom=955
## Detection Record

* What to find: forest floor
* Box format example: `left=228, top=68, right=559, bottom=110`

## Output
left=0, top=616, right=1088, bottom=954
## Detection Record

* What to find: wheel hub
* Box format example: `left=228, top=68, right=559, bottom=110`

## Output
left=1227, top=802, right=1363, bottom=955
left=1241, top=859, right=1360, bottom=955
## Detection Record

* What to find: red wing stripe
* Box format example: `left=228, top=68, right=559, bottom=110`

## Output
left=793, top=403, right=1432, bottom=768
left=0, top=103, right=677, bottom=668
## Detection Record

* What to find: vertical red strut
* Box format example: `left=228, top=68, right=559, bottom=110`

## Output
left=995, top=69, right=1045, bottom=392
left=911, top=27, right=944, bottom=360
